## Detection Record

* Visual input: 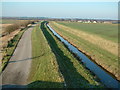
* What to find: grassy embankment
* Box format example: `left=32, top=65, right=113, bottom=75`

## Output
left=28, top=23, right=64, bottom=88
left=28, top=21, right=104, bottom=88
left=49, top=21, right=119, bottom=80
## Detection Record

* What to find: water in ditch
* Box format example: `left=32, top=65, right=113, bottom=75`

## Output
left=46, top=24, right=120, bottom=88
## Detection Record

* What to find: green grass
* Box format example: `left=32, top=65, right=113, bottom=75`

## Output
left=1, top=29, right=26, bottom=72
left=50, top=21, right=119, bottom=80
left=40, top=21, right=104, bottom=88
left=57, top=21, right=118, bottom=43
left=28, top=23, right=64, bottom=88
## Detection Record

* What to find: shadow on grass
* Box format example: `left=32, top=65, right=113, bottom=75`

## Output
left=28, top=80, right=64, bottom=88
left=2, top=80, right=64, bottom=89
left=40, top=21, right=101, bottom=88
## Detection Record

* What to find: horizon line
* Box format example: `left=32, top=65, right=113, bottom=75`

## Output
left=1, top=16, right=118, bottom=20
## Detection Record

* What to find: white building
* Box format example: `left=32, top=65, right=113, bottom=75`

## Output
left=77, top=20, right=82, bottom=23
left=93, top=21, right=97, bottom=23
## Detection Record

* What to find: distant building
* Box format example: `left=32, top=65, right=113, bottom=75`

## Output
left=77, top=20, right=82, bottom=23
left=93, top=21, right=97, bottom=23
left=87, top=20, right=91, bottom=23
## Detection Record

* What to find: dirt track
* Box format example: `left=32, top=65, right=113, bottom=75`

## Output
left=0, top=25, right=35, bottom=87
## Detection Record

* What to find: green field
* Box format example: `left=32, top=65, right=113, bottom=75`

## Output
left=57, top=21, right=118, bottom=42
left=49, top=21, right=119, bottom=80
left=28, top=22, right=103, bottom=88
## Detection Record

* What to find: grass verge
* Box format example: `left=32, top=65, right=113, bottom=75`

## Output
left=27, top=23, right=64, bottom=88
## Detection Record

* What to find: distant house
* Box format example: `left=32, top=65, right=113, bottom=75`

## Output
left=87, top=20, right=91, bottom=23
left=93, top=21, right=97, bottom=23
left=77, top=20, right=82, bottom=23
left=82, top=20, right=92, bottom=23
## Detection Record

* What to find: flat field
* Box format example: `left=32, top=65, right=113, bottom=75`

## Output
left=57, top=21, right=118, bottom=42
left=1, top=19, right=27, bottom=24
left=1, top=19, right=29, bottom=35
left=1, top=19, right=32, bottom=32
left=49, top=21, right=119, bottom=80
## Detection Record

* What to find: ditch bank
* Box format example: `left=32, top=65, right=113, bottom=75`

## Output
left=46, top=23, right=120, bottom=88
left=49, top=24, right=119, bottom=81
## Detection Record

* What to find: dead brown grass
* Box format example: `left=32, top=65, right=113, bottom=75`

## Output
left=0, top=29, right=20, bottom=60
left=0, top=24, right=13, bottom=34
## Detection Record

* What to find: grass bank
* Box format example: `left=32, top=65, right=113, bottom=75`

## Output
left=40, top=21, right=104, bottom=88
left=28, top=23, right=64, bottom=88
left=49, top=21, right=119, bottom=80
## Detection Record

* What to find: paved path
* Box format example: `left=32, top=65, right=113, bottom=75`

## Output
left=0, top=25, right=35, bottom=87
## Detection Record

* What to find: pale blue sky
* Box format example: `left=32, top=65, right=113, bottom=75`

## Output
left=2, top=2, right=118, bottom=20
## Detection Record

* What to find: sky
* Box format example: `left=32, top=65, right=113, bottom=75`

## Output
left=1, top=0, right=119, bottom=2
left=1, top=1, right=118, bottom=20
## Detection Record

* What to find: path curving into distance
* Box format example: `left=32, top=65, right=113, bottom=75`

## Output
left=1, top=24, right=36, bottom=88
